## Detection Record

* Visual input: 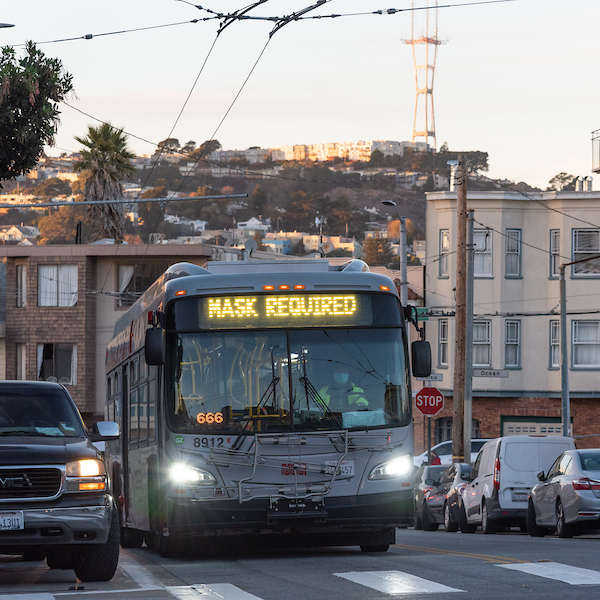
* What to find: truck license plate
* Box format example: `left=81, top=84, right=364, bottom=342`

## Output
left=512, top=493, right=528, bottom=503
left=0, top=512, right=24, bottom=531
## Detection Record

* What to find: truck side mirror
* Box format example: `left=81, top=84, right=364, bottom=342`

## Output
left=411, top=340, right=432, bottom=378
left=145, top=327, right=165, bottom=365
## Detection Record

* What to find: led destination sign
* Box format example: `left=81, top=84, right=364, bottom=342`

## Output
left=198, top=294, right=372, bottom=329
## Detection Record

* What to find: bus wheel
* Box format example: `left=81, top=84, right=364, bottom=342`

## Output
left=121, top=527, right=144, bottom=548
left=73, top=504, right=120, bottom=582
left=360, top=544, right=389, bottom=553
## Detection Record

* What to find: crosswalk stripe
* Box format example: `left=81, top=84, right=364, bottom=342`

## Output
left=334, top=571, right=464, bottom=594
left=167, top=583, right=265, bottom=600
left=498, top=562, right=600, bottom=585
left=0, top=594, right=54, bottom=600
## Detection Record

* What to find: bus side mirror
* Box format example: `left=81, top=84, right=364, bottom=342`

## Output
left=411, top=340, right=431, bottom=378
left=146, top=327, right=165, bottom=365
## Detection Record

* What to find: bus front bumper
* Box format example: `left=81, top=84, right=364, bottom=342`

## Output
left=166, top=490, right=413, bottom=537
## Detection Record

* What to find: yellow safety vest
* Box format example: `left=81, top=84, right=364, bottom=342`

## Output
left=318, top=384, right=368, bottom=408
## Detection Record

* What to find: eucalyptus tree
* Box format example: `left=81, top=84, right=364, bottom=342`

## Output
left=74, top=123, right=136, bottom=242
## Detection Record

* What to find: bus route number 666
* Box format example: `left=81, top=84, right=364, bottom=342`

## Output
left=196, top=412, right=224, bottom=424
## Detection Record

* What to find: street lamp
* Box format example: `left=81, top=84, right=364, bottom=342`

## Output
left=382, top=200, right=407, bottom=307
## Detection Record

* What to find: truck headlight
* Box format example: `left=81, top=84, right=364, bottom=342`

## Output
left=170, top=463, right=216, bottom=485
left=66, top=459, right=105, bottom=477
left=368, top=455, right=412, bottom=480
left=66, top=459, right=106, bottom=492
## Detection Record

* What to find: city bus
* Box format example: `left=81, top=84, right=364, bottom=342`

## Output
left=104, top=259, right=430, bottom=555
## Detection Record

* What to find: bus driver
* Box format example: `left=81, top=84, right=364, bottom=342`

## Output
left=318, top=367, right=369, bottom=412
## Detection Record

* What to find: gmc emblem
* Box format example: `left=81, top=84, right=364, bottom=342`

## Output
left=0, top=474, right=33, bottom=489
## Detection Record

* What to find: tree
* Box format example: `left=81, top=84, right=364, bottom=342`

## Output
left=0, top=42, right=73, bottom=183
left=190, top=139, right=221, bottom=160
left=249, top=185, right=268, bottom=215
left=362, top=237, right=394, bottom=267
left=74, top=123, right=136, bottom=243
left=156, top=138, right=180, bottom=153
left=38, top=204, right=89, bottom=245
left=35, top=177, right=72, bottom=198
left=547, top=172, right=576, bottom=191
left=180, top=140, right=196, bottom=155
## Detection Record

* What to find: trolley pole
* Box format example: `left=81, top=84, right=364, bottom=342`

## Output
left=452, top=157, right=467, bottom=464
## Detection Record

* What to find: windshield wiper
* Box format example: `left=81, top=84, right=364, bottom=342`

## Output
left=0, top=429, right=52, bottom=436
left=299, top=376, right=343, bottom=429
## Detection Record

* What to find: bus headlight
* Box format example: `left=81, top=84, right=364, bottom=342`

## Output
left=368, top=455, right=412, bottom=480
left=170, top=463, right=216, bottom=485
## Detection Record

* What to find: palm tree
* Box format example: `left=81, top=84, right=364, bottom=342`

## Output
left=74, top=123, right=136, bottom=243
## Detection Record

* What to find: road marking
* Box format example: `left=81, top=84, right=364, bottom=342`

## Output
left=392, top=543, right=528, bottom=564
left=167, top=584, right=264, bottom=600
left=498, top=562, right=600, bottom=585
left=335, top=571, right=464, bottom=594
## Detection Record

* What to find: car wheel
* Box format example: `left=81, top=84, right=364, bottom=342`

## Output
left=121, top=527, right=144, bottom=548
left=458, top=500, right=477, bottom=533
left=444, top=503, right=459, bottom=532
left=526, top=500, right=547, bottom=537
left=481, top=501, right=497, bottom=535
left=422, top=504, right=439, bottom=532
left=414, top=507, right=423, bottom=530
left=73, top=504, right=120, bottom=582
left=556, top=499, right=574, bottom=538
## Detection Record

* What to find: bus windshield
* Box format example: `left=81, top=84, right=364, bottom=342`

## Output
left=166, top=327, right=410, bottom=434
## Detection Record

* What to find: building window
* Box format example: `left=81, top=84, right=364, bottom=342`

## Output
left=117, top=263, right=169, bottom=308
left=16, top=265, right=26, bottom=307
left=572, top=229, right=600, bottom=276
left=37, top=343, right=77, bottom=385
left=438, top=230, right=449, bottom=277
left=550, top=321, right=560, bottom=368
left=505, top=320, right=521, bottom=368
left=16, top=344, right=26, bottom=380
left=438, top=319, right=448, bottom=366
left=572, top=321, right=600, bottom=368
left=473, top=320, right=491, bottom=367
left=505, top=229, right=521, bottom=277
left=38, top=265, right=78, bottom=307
left=434, top=417, right=481, bottom=444
left=473, top=230, right=492, bottom=277
left=550, top=230, right=560, bottom=277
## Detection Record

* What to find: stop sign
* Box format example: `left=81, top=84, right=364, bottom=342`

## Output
left=415, top=387, right=444, bottom=416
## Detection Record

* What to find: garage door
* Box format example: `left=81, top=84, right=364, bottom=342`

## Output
left=502, top=421, right=567, bottom=436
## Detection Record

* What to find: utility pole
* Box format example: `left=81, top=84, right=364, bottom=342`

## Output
left=464, top=209, right=475, bottom=461
left=452, top=157, right=467, bottom=463
left=381, top=200, right=408, bottom=306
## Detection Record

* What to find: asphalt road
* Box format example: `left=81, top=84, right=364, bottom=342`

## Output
left=1, top=527, right=600, bottom=600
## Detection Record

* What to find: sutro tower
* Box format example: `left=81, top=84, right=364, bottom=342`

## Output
left=405, top=0, right=444, bottom=150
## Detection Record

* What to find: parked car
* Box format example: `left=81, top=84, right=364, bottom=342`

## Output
left=426, top=463, right=472, bottom=532
left=527, top=449, right=600, bottom=538
left=461, top=435, right=575, bottom=534
left=0, top=381, right=121, bottom=581
left=414, top=439, right=492, bottom=467
left=413, top=464, right=446, bottom=531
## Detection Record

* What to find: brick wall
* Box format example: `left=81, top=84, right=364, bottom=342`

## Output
left=5, top=256, right=96, bottom=415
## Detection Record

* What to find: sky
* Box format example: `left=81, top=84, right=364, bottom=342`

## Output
left=2, top=0, right=598, bottom=190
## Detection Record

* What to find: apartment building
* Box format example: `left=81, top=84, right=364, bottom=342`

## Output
left=1, top=244, right=212, bottom=424
left=420, top=189, right=600, bottom=452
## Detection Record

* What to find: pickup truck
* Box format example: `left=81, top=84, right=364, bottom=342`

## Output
left=0, top=381, right=120, bottom=581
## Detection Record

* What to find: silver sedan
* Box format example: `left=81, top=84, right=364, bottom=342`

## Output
left=527, top=449, right=600, bottom=538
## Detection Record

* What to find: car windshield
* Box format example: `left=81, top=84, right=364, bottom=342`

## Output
left=425, top=466, right=446, bottom=481
left=0, top=387, right=85, bottom=437
left=166, top=327, right=410, bottom=434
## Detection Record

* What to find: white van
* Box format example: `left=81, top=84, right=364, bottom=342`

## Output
left=461, top=435, right=575, bottom=533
